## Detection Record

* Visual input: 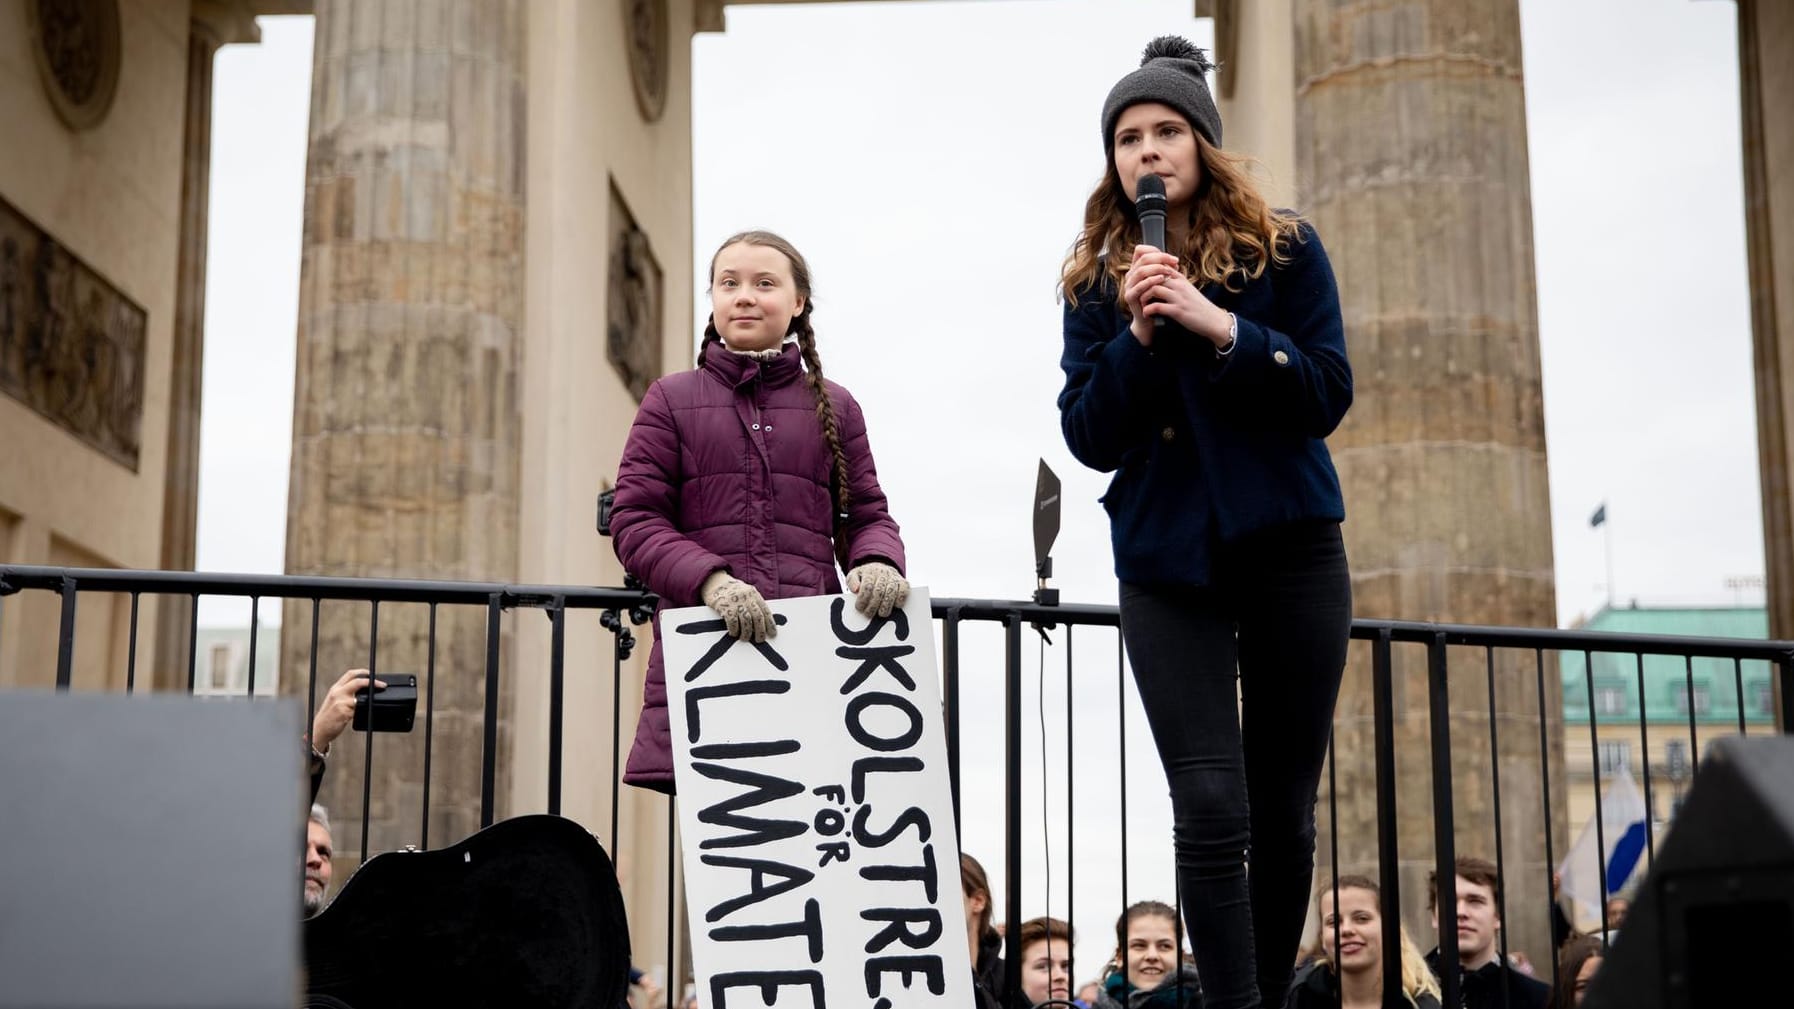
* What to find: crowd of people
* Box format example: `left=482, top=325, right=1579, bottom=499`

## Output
left=952, top=854, right=1621, bottom=1009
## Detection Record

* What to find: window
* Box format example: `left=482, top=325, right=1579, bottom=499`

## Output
left=1664, top=739, right=1690, bottom=778
left=1597, top=740, right=1631, bottom=778
left=1594, top=685, right=1628, bottom=717
left=209, top=644, right=232, bottom=691
left=1672, top=683, right=1712, bottom=716
left=1750, top=681, right=1775, bottom=718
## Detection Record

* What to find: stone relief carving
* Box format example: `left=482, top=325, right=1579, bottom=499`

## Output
left=607, top=186, right=662, bottom=404
left=625, top=0, right=668, bottom=123
left=0, top=195, right=146, bottom=470
left=26, top=0, right=122, bottom=131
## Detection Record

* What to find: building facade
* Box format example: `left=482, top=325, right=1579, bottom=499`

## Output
left=1560, top=606, right=1779, bottom=834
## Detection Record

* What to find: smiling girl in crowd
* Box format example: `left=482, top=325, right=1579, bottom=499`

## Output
left=1287, top=877, right=1442, bottom=1009
left=1092, top=901, right=1203, bottom=1009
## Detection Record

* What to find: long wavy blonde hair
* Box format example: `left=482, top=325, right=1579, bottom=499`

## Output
left=1060, top=129, right=1304, bottom=306
left=1317, top=876, right=1444, bottom=1007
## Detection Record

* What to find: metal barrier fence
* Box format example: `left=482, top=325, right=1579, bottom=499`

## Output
left=3, top=564, right=1790, bottom=1007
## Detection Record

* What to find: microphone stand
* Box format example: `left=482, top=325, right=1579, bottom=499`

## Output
left=1031, top=556, right=1058, bottom=644
left=1031, top=459, right=1062, bottom=643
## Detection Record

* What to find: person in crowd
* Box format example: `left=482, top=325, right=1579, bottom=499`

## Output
left=1601, top=896, right=1628, bottom=935
left=610, top=230, right=908, bottom=793
left=1090, top=900, right=1202, bottom=1008
left=301, top=670, right=373, bottom=919
left=1546, top=937, right=1602, bottom=1009
left=625, top=966, right=662, bottom=1009
left=1018, top=916, right=1077, bottom=1008
left=305, top=667, right=386, bottom=802
left=1426, top=857, right=1550, bottom=1009
left=1056, top=31, right=1353, bottom=1009
left=303, top=802, right=333, bottom=917
left=1286, top=875, right=1441, bottom=1009
left=964, top=853, right=1006, bottom=1009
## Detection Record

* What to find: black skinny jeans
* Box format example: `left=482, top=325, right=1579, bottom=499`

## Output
left=1119, top=520, right=1352, bottom=1009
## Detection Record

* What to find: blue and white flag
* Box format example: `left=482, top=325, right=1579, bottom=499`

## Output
left=1557, top=766, right=1648, bottom=927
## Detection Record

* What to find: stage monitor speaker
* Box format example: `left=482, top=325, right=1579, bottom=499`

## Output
left=0, top=689, right=302, bottom=1009
left=1584, top=734, right=1794, bottom=1009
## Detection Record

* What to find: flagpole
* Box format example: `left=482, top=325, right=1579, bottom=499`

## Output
left=1604, top=515, right=1614, bottom=608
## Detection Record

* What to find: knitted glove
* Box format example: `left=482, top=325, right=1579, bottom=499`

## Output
left=846, top=561, right=909, bottom=618
left=700, top=571, right=776, bottom=642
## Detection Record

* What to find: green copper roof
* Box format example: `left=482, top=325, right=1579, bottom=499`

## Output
left=1560, top=606, right=1775, bottom=725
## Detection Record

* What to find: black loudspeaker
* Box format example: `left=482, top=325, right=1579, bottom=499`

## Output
left=0, top=690, right=302, bottom=1008
left=1584, top=735, right=1794, bottom=1009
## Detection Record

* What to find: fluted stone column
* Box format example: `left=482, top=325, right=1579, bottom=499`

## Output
left=153, top=19, right=223, bottom=693
left=1293, top=0, right=1566, bottom=962
left=281, top=0, right=526, bottom=855
left=1740, top=0, right=1794, bottom=730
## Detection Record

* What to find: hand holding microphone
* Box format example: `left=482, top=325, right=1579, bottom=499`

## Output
left=1126, top=174, right=1176, bottom=345
left=1125, top=172, right=1234, bottom=349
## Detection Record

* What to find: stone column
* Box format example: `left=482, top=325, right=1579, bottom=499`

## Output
left=1739, top=0, right=1794, bottom=729
left=152, top=18, right=223, bottom=693
left=1208, top=0, right=1298, bottom=212
left=281, top=0, right=527, bottom=855
left=1292, top=0, right=1565, bottom=962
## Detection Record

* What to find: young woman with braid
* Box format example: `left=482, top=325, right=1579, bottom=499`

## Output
left=610, top=230, right=909, bottom=793
left=1057, top=36, right=1353, bottom=1009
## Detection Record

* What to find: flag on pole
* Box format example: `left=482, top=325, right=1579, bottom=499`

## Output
left=1589, top=503, right=1607, bottom=528
left=1557, top=766, right=1648, bottom=927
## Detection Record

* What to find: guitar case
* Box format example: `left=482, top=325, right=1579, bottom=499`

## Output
left=303, top=815, right=630, bottom=1009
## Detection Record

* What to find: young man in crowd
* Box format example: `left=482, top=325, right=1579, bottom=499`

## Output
left=1426, top=856, right=1551, bottom=1009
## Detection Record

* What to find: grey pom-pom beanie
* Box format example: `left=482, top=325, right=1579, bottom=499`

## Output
left=1101, top=35, right=1222, bottom=151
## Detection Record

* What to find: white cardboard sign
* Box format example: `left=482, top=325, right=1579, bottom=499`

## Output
left=664, top=589, right=971, bottom=1009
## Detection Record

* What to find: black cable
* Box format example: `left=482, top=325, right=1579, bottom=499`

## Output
left=1039, top=633, right=1054, bottom=930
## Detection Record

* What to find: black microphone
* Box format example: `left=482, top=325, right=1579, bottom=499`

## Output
left=1134, top=174, right=1167, bottom=329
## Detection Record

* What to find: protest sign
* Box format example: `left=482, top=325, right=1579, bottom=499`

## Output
left=664, top=589, right=970, bottom=1009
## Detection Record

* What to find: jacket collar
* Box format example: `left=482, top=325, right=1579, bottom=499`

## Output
left=975, top=929, right=1003, bottom=975
left=1426, top=947, right=1510, bottom=985
left=700, top=339, right=805, bottom=390
left=1103, top=962, right=1203, bottom=1005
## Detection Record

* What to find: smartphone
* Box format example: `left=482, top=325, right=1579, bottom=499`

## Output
left=352, top=674, right=418, bottom=733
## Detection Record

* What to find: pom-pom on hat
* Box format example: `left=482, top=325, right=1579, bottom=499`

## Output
left=1101, top=36, right=1222, bottom=151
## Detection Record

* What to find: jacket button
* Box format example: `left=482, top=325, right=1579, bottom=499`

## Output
left=764, top=425, right=773, bottom=433
left=751, top=423, right=761, bottom=430
left=1161, top=427, right=1176, bottom=442
left=1273, top=350, right=1290, bottom=366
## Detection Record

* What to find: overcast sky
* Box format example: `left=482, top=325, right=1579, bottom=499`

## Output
left=196, top=0, right=1761, bottom=978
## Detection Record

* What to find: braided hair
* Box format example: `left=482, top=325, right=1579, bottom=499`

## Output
left=704, top=230, right=850, bottom=515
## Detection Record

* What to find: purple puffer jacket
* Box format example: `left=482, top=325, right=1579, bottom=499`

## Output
left=610, top=342, right=906, bottom=792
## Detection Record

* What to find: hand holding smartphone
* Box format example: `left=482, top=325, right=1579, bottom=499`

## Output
left=352, top=674, right=418, bottom=732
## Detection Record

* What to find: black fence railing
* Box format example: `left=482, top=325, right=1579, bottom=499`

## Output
left=3, top=564, right=1791, bottom=1009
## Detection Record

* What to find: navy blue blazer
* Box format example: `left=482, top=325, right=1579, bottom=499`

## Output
left=1057, top=222, right=1351, bottom=586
